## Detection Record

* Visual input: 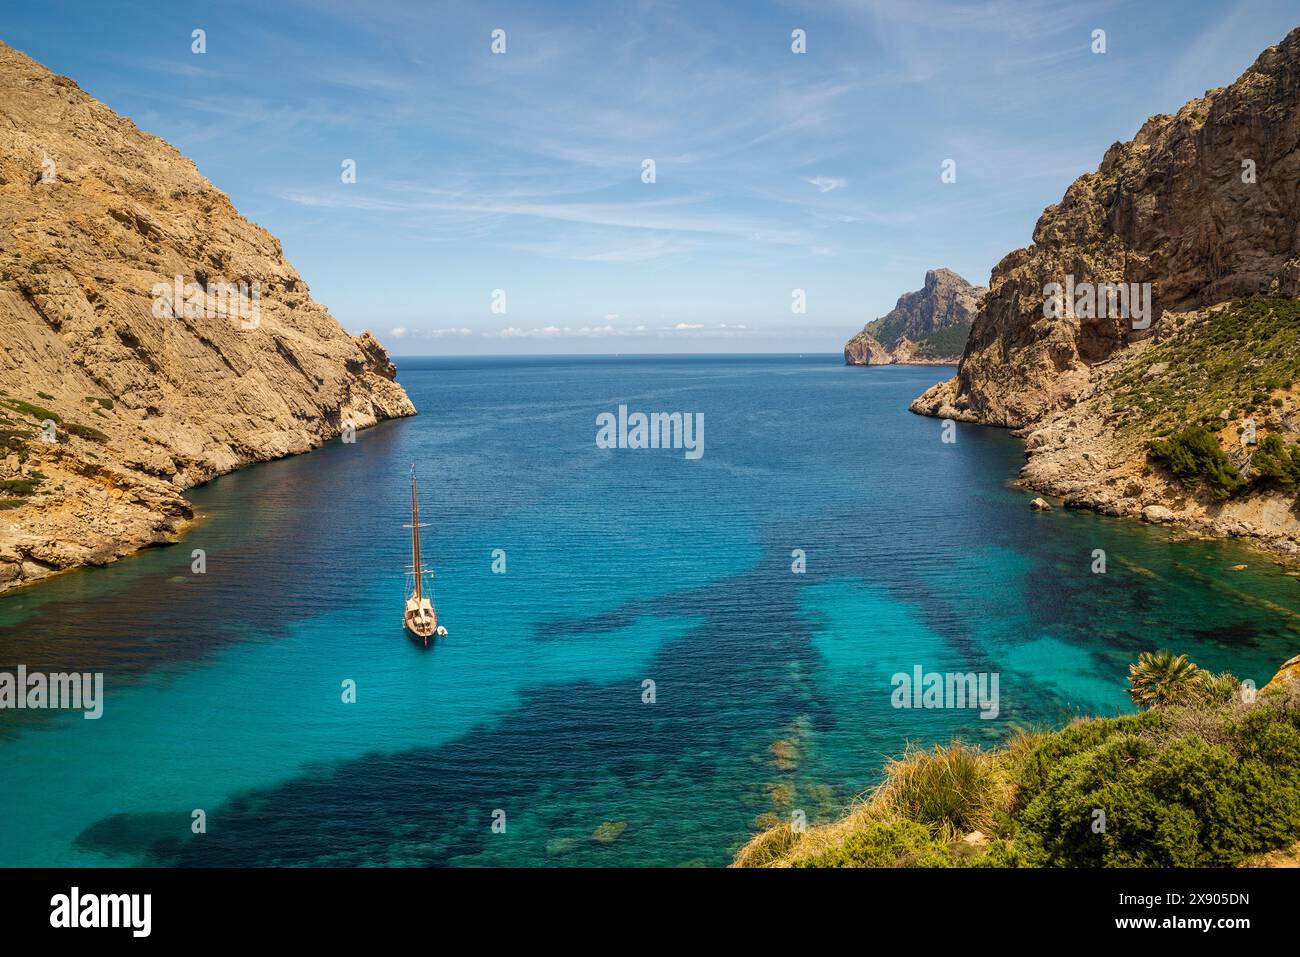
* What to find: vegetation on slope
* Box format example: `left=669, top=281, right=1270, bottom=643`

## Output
left=1146, top=426, right=1300, bottom=504
left=1251, top=434, right=1300, bottom=492
left=864, top=317, right=972, bottom=361
left=1111, top=296, right=1300, bottom=440
left=913, top=323, right=973, bottom=360
left=1148, top=427, right=1248, bottom=501
left=1104, top=297, right=1300, bottom=502
left=733, top=653, right=1300, bottom=868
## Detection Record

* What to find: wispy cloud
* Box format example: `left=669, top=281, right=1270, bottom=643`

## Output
left=282, top=188, right=814, bottom=248
left=807, top=176, right=846, bottom=193
left=33, top=0, right=1291, bottom=353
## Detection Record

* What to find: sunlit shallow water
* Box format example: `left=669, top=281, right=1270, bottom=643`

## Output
left=2, top=355, right=1297, bottom=866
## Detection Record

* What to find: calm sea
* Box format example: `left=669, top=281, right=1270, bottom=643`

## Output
left=2, top=355, right=1297, bottom=866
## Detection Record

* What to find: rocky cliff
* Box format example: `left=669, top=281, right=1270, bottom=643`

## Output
left=910, top=27, right=1300, bottom=559
left=845, top=268, right=985, bottom=365
left=0, top=41, right=415, bottom=592
left=912, top=28, right=1300, bottom=427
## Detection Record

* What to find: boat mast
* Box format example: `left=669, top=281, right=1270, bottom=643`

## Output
left=410, top=467, right=423, bottom=601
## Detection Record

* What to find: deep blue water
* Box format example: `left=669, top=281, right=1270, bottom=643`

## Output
left=2, top=355, right=1298, bottom=866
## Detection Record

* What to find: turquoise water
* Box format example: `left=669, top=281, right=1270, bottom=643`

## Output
left=1, top=355, right=1298, bottom=866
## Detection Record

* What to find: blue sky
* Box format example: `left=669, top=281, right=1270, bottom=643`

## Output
left=4, top=0, right=1297, bottom=354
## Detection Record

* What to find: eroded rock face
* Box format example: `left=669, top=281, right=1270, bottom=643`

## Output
left=1264, top=654, right=1300, bottom=694
left=846, top=268, right=986, bottom=366
left=843, top=329, right=894, bottom=366
left=0, top=40, right=416, bottom=592
left=912, top=28, right=1300, bottom=427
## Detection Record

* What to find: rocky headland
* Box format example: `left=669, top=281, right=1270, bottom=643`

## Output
left=845, top=268, right=986, bottom=365
left=0, top=41, right=415, bottom=592
left=910, top=27, right=1300, bottom=560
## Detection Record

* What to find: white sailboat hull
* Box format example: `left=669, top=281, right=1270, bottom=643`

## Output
left=404, top=595, right=436, bottom=639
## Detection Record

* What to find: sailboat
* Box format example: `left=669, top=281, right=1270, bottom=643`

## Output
left=403, top=465, right=444, bottom=645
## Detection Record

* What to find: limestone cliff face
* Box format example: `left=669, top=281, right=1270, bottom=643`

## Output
left=845, top=268, right=985, bottom=366
left=906, top=28, right=1300, bottom=561
left=0, top=41, right=415, bottom=592
left=912, top=27, right=1300, bottom=427
left=843, top=328, right=895, bottom=366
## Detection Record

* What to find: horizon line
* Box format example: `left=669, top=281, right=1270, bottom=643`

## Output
left=388, top=350, right=862, bottom=359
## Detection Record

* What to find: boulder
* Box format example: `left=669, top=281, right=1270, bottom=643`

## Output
left=1142, top=505, right=1176, bottom=524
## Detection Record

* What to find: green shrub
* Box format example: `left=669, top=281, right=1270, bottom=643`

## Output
left=1015, top=711, right=1164, bottom=801
left=1014, top=697, right=1300, bottom=867
left=975, top=835, right=1029, bottom=867
left=735, top=653, right=1300, bottom=870
left=0, top=497, right=24, bottom=510
left=1251, top=434, right=1300, bottom=490
left=1111, top=297, right=1300, bottom=441
left=1149, top=426, right=1246, bottom=500
left=0, top=478, right=41, bottom=496
left=64, top=422, right=109, bottom=443
left=0, top=428, right=29, bottom=451
left=794, top=819, right=954, bottom=868
left=4, top=399, right=59, bottom=423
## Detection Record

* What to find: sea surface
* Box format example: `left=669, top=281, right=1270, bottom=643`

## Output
left=2, top=355, right=1298, bottom=867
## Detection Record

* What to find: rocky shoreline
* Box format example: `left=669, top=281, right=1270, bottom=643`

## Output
left=912, top=332, right=1300, bottom=567
left=0, top=41, right=415, bottom=593
left=909, top=28, right=1300, bottom=565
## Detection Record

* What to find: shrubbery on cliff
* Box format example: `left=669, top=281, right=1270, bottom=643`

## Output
left=1148, top=427, right=1247, bottom=501
left=1146, top=426, right=1300, bottom=505
left=1114, top=296, right=1300, bottom=447
left=733, top=654, right=1300, bottom=868
left=1014, top=701, right=1300, bottom=865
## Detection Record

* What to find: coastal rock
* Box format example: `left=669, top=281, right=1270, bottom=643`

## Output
left=846, top=268, right=986, bottom=365
left=917, top=28, right=1300, bottom=427
left=1142, top=505, right=1176, bottom=524
left=0, top=41, right=416, bottom=593
left=843, top=329, right=894, bottom=366
left=910, top=27, right=1300, bottom=561
left=1263, top=654, right=1300, bottom=694
left=1030, top=497, right=1052, bottom=511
